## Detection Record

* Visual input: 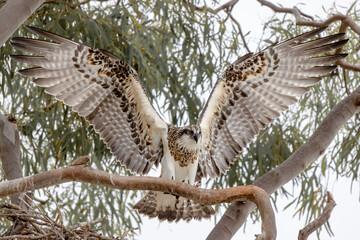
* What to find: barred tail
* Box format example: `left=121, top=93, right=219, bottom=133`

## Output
left=133, top=191, right=215, bottom=222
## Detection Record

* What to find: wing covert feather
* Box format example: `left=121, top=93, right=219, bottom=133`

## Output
left=11, top=26, right=168, bottom=174
left=197, top=27, right=348, bottom=179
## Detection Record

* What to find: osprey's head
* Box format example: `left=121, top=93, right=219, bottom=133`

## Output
left=177, top=124, right=202, bottom=151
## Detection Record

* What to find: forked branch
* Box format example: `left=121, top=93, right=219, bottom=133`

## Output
left=0, top=159, right=276, bottom=240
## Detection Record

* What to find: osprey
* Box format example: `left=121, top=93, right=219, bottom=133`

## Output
left=11, top=26, right=347, bottom=222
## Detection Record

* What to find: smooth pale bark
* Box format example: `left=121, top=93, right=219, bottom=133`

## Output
left=0, top=0, right=45, bottom=46
left=0, top=114, right=23, bottom=205
left=207, top=86, right=360, bottom=240
left=0, top=163, right=277, bottom=240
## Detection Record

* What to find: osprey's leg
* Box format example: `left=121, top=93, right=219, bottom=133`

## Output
left=187, top=159, right=199, bottom=185
left=157, top=155, right=178, bottom=211
left=160, top=154, right=176, bottom=180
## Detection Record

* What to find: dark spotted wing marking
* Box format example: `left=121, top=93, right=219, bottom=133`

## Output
left=197, top=27, right=348, bottom=179
left=11, top=26, right=168, bottom=174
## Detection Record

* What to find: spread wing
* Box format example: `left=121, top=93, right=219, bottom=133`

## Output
left=197, top=27, right=348, bottom=179
left=11, top=26, right=168, bottom=174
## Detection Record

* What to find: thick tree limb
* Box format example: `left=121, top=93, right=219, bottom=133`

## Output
left=0, top=161, right=276, bottom=240
left=298, top=192, right=336, bottom=240
left=207, top=86, right=360, bottom=240
left=0, top=0, right=45, bottom=46
left=0, top=114, right=22, bottom=206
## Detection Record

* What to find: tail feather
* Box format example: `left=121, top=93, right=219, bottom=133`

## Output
left=133, top=191, right=215, bottom=222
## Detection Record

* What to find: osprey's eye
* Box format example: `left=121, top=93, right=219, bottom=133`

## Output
left=186, top=129, right=192, bottom=135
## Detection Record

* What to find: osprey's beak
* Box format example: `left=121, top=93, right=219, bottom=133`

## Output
left=193, top=133, right=200, bottom=143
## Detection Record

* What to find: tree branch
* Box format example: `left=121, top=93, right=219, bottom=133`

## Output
left=225, top=9, right=251, bottom=53
left=257, top=0, right=313, bottom=20
left=298, top=192, right=336, bottom=240
left=0, top=203, right=116, bottom=239
left=0, top=160, right=276, bottom=240
left=207, top=85, right=360, bottom=239
left=213, top=0, right=239, bottom=13
left=0, top=0, right=45, bottom=46
left=0, top=114, right=22, bottom=206
left=257, top=0, right=360, bottom=72
left=337, top=59, right=360, bottom=72
left=182, top=0, right=252, bottom=52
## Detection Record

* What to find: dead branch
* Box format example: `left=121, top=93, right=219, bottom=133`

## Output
left=257, top=0, right=314, bottom=20
left=298, top=192, right=336, bottom=240
left=0, top=203, right=115, bottom=240
left=207, top=85, right=360, bottom=240
left=120, top=227, right=138, bottom=240
left=0, top=162, right=276, bottom=240
left=257, top=0, right=360, bottom=72
left=213, top=0, right=239, bottom=13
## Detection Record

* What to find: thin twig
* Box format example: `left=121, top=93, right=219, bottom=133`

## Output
left=182, top=0, right=240, bottom=14
left=256, top=0, right=360, bottom=72
left=0, top=204, right=115, bottom=239
left=214, top=0, right=239, bottom=13
left=43, top=189, right=64, bottom=234
left=69, top=217, right=107, bottom=230
left=120, top=227, right=139, bottom=240
left=32, top=196, right=47, bottom=205
left=0, top=233, right=53, bottom=239
left=225, top=9, right=251, bottom=53
left=181, top=0, right=216, bottom=13
left=342, top=68, right=350, bottom=94
left=257, top=0, right=314, bottom=20
left=298, top=192, right=337, bottom=240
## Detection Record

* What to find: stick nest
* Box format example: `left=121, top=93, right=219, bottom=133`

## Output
left=0, top=203, right=122, bottom=240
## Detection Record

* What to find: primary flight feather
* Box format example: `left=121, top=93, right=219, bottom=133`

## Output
left=11, top=25, right=347, bottom=222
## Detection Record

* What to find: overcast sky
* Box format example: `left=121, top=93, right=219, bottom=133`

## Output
left=138, top=1, right=360, bottom=239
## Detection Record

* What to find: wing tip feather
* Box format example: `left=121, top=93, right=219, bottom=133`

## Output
left=25, top=25, right=77, bottom=45
left=18, top=67, right=43, bottom=77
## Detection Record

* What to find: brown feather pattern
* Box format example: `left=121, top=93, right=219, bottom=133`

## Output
left=197, top=27, right=348, bottom=179
left=11, top=26, right=167, bottom=175
left=11, top=26, right=348, bottom=222
left=133, top=191, right=214, bottom=222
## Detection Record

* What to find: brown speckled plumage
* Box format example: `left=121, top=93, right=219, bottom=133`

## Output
left=167, top=125, right=199, bottom=167
left=11, top=26, right=348, bottom=222
left=133, top=191, right=215, bottom=222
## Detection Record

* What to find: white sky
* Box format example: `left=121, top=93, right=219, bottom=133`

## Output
left=138, top=1, right=360, bottom=240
